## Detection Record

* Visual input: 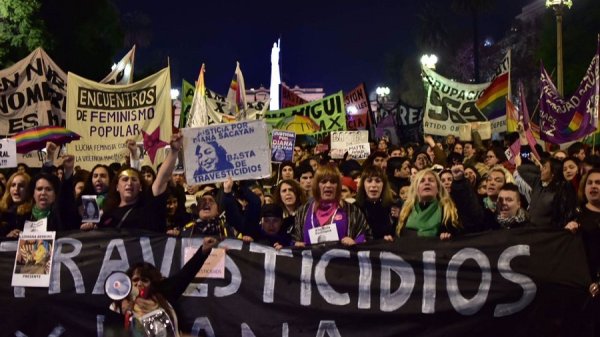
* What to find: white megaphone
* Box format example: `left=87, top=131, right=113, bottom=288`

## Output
left=104, top=271, right=132, bottom=301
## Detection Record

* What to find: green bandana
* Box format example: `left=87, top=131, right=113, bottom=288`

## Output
left=96, top=193, right=106, bottom=209
left=31, top=205, right=51, bottom=221
left=483, top=196, right=496, bottom=212
left=405, top=200, right=442, bottom=237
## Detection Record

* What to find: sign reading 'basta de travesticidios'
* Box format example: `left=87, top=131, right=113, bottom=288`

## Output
left=182, top=120, right=271, bottom=185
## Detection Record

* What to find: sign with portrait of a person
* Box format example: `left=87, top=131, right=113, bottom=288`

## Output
left=271, top=130, right=295, bottom=163
left=182, top=120, right=271, bottom=185
left=12, top=231, right=55, bottom=287
left=81, top=195, right=101, bottom=223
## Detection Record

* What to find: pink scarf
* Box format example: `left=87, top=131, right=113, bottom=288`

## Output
left=315, top=201, right=337, bottom=226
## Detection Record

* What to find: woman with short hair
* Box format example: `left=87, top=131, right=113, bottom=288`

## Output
left=293, top=165, right=372, bottom=247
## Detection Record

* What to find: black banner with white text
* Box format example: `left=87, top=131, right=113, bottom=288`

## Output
left=0, top=228, right=592, bottom=337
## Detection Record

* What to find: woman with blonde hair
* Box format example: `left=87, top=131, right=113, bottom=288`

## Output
left=293, top=164, right=372, bottom=246
left=397, top=165, right=483, bottom=238
left=0, top=172, right=33, bottom=238
left=483, top=165, right=516, bottom=213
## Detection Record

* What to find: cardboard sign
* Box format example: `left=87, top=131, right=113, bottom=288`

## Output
left=458, top=121, right=492, bottom=141
left=12, top=231, right=55, bottom=287
left=0, top=138, right=17, bottom=168
left=183, top=247, right=226, bottom=279
left=330, top=130, right=369, bottom=159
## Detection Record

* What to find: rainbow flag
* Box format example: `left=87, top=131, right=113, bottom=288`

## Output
left=12, top=125, right=81, bottom=154
left=187, top=64, right=208, bottom=128
left=567, top=111, right=584, bottom=133
left=506, top=97, right=518, bottom=132
left=476, top=72, right=509, bottom=120
left=226, top=62, right=247, bottom=120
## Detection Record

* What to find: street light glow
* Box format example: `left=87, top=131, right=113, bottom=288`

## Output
left=420, top=54, right=438, bottom=69
left=545, top=0, right=572, bottom=9
left=170, top=88, right=180, bottom=100
left=376, top=87, right=390, bottom=97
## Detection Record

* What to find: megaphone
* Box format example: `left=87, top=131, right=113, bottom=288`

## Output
left=104, top=271, right=132, bottom=301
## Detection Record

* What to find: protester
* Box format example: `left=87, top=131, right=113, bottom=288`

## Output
left=563, top=156, right=582, bottom=194
left=295, top=164, right=314, bottom=198
left=273, top=179, right=306, bottom=233
left=491, top=183, right=530, bottom=229
left=564, top=168, right=600, bottom=335
left=516, top=154, right=578, bottom=229
left=355, top=166, right=395, bottom=241
left=278, top=161, right=295, bottom=182
left=0, top=172, right=32, bottom=238
left=79, top=164, right=114, bottom=231
left=293, top=164, right=372, bottom=247
left=396, top=165, right=481, bottom=238
left=110, top=236, right=218, bottom=337
left=340, top=176, right=357, bottom=203
left=396, top=168, right=460, bottom=239
left=246, top=204, right=293, bottom=249
left=98, top=133, right=183, bottom=232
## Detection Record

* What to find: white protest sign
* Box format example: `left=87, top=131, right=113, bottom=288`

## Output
left=308, top=224, right=339, bottom=244
left=347, top=143, right=371, bottom=160
left=12, top=231, right=55, bottom=287
left=0, top=139, right=17, bottom=168
left=458, top=121, right=492, bottom=141
left=183, top=120, right=271, bottom=185
left=23, top=219, right=47, bottom=233
left=330, top=130, right=369, bottom=159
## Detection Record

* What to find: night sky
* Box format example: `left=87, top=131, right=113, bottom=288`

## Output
left=116, top=0, right=530, bottom=97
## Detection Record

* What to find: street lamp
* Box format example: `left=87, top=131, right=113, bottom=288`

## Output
left=170, top=88, right=180, bottom=100
left=376, top=86, right=390, bottom=99
left=420, top=54, right=438, bottom=70
left=374, top=86, right=390, bottom=124
left=546, top=0, right=572, bottom=96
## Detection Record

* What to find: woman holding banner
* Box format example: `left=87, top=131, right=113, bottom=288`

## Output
left=355, top=166, right=396, bottom=241
left=396, top=165, right=482, bottom=238
left=292, top=164, right=372, bottom=247
left=564, top=168, right=600, bottom=335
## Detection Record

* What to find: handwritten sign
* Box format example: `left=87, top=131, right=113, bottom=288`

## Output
left=330, top=130, right=369, bottom=159
left=0, top=139, right=17, bottom=168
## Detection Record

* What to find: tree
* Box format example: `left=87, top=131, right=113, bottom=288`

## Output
left=121, top=11, right=153, bottom=49
left=452, top=0, right=494, bottom=83
left=0, top=0, right=50, bottom=66
left=39, top=0, right=123, bottom=80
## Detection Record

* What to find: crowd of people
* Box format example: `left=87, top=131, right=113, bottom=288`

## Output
left=0, top=125, right=599, bottom=335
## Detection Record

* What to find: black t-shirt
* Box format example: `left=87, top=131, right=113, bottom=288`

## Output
left=578, top=206, right=600, bottom=282
left=100, top=190, right=168, bottom=232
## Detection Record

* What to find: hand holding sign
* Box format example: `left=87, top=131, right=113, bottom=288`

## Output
left=170, top=132, right=183, bottom=152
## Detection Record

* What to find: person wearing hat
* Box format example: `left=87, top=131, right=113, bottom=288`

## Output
left=182, top=187, right=228, bottom=237
left=182, top=177, right=260, bottom=238
left=340, top=176, right=357, bottom=203
left=241, top=204, right=293, bottom=249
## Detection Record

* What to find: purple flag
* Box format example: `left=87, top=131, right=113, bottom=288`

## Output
left=539, top=39, right=599, bottom=144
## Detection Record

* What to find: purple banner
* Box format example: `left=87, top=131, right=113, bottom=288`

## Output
left=539, top=42, right=599, bottom=144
